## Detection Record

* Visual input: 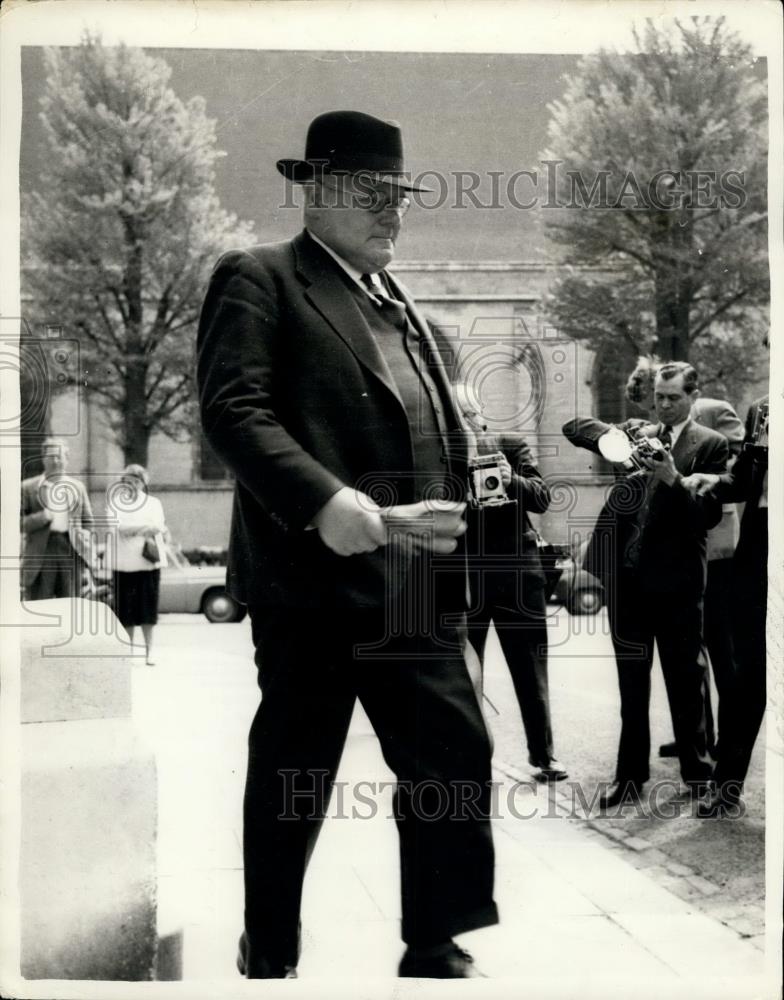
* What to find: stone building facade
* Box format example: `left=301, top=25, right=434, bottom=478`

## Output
left=40, top=259, right=616, bottom=552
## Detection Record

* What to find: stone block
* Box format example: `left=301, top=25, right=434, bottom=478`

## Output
left=602, top=825, right=630, bottom=841
left=21, top=599, right=131, bottom=723
left=685, top=875, right=721, bottom=897
left=17, top=599, right=161, bottom=982
left=20, top=718, right=157, bottom=980
left=624, top=836, right=653, bottom=852
left=665, top=861, right=694, bottom=877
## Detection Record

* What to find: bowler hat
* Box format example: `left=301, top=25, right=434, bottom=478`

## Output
left=276, top=110, right=430, bottom=192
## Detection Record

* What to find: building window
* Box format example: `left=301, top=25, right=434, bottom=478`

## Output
left=198, top=432, right=230, bottom=481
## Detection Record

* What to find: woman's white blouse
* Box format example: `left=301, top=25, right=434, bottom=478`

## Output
left=111, top=493, right=167, bottom=572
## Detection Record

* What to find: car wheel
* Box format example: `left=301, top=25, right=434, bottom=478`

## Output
left=202, top=588, right=247, bottom=623
left=568, top=587, right=603, bottom=615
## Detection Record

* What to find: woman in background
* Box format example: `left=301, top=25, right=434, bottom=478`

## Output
left=109, top=464, right=167, bottom=665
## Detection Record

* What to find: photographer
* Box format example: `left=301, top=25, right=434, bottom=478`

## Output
left=682, top=396, right=769, bottom=817
left=457, top=384, right=568, bottom=783
left=563, top=362, right=728, bottom=808
left=625, top=355, right=745, bottom=762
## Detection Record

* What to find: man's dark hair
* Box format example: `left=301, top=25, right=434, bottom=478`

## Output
left=656, top=361, right=699, bottom=394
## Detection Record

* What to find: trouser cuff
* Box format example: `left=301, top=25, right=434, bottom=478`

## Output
left=403, top=901, right=499, bottom=946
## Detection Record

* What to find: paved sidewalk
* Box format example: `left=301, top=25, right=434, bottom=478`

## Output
left=149, top=694, right=770, bottom=996
left=132, top=619, right=777, bottom=997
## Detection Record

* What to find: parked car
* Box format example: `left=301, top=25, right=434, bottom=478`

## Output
left=551, top=538, right=604, bottom=615
left=158, top=543, right=246, bottom=623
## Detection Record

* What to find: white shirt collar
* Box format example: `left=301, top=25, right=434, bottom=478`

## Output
left=306, top=229, right=380, bottom=294
left=663, top=417, right=689, bottom=445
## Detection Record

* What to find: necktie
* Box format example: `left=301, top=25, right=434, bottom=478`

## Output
left=361, top=273, right=408, bottom=331
left=659, top=424, right=673, bottom=449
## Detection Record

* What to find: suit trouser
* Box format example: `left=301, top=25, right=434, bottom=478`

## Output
left=467, top=577, right=554, bottom=767
left=715, top=512, right=767, bottom=790
left=607, top=572, right=713, bottom=785
left=242, top=602, right=498, bottom=970
left=24, top=532, right=79, bottom=601
left=700, top=557, right=738, bottom=754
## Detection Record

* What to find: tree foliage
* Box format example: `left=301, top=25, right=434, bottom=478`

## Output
left=542, top=16, right=769, bottom=401
left=23, top=34, right=255, bottom=464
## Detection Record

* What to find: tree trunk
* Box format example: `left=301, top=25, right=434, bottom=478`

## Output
left=121, top=213, right=150, bottom=468
left=653, top=216, right=693, bottom=361
left=123, top=362, right=150, bottom=466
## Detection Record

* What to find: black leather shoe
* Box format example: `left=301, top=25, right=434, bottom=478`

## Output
left=598, top=780, right=643, bottom=810
left=531, top=759, right=569, bottom=782
left=697, top=787, right=744, bottom=819
left=399, top=941, right=483, bottom=978
left=658, top=741, right=678, bottom=758
left=236, top=932, right=298, bottom=979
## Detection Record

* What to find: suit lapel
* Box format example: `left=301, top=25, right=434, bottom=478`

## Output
left=292, top=232, right=403, bottom=407
left=671, top=418, right=699, bottom=474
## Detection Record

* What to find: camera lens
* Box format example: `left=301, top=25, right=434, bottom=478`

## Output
left=484, top=476, right=500, bottom=491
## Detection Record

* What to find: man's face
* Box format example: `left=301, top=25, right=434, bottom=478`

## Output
left=653, top=373, right=694, bottom=426
left=461, top=406, right=487, bottom=435
left=42, top=444, right=67, bottom=475
left=306, top=174, right=409, bottom=273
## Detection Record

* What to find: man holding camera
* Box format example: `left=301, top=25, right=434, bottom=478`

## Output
left=624, top=355, right=745, bottom=762
left=456, top=384, right=568, bottom=783
left=198, top=111, right=497, bottom=979
left=563, top=362, right=728, bottom=808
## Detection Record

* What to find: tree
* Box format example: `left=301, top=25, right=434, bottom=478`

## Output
left=542, top=17, right=769, bottom=400
left=23, top=34, right=255, bottom=465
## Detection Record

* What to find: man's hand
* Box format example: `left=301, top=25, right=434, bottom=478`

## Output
left=312, top=487, right=387, bottom=556
left=680, top=472, right=720, bottom=497
left=381, top=499, right=467, bottom=554
left=650, top=450, right=680, bottom=487
left=498, top=456, right=512, bottom=487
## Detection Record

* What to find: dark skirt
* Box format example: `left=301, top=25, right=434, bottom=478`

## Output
left=113, top=569, right=160, bottom=627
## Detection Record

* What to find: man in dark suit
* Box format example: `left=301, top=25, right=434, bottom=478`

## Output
left=197, top=112, right=497, bottom=979
left=455, top=384, right=568, bottom=782
left=21, top=438, right=94, bottom=601
left=683, top=396, right=769, bottom=816
left=624, top=356, right=745, bottom=760
left=563, top=362, right=728, bottom=808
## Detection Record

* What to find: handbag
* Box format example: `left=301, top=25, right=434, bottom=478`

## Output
left=142, top=534, right=161, bottom=564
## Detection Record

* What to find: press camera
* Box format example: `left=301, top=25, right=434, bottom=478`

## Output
left=598, top=424, right=669, bottom=471
left=468, top=452, right=514, bottom=508
left=744, top=401, right=768, bottom=463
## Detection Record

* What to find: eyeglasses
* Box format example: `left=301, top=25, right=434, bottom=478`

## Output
left=317, top=177, right=411, bottom=215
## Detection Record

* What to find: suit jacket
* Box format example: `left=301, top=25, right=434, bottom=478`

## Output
left=713, top=396, right=768, bottom=568
left=562, top=416, right=728, bottom=598
left=21, top=473, right=94, bottom=589
left=467, top=431, right=550, bottom=589
left=197, top=230, right=468, bottom=608
left=691, top=396, right=744, bottom=560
